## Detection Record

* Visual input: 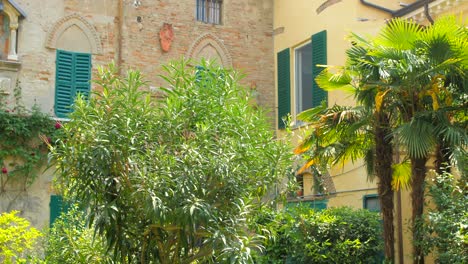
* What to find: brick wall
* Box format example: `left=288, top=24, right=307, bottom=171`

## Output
left=4, top=0, right=274, bottom=227
left=15, top=0, right=274, bottom=119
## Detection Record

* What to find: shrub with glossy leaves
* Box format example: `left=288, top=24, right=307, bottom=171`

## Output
left=254, top=206, right=383, bottom=264
left=49, top=60, right=292, bottom=263
left=42, top=206, right=113, bottom=264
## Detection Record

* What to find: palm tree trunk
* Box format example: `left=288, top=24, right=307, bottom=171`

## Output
left=411, top=157, right=428, bottom=264
left=375, top=112, right=395, bottom=262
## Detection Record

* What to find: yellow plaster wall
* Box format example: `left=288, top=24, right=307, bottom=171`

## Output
left=274, top=0, right=391, bottom=115
left=274, top=0, right=391, bottom=201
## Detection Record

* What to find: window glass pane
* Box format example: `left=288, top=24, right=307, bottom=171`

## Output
left=214, top=1, right=220, bottom=24
left=295, top=42, right=313, bottom=115
left=208, top=1, right=214, bottom=23
left=196, top=0, right=221, bottom=24
left=364, top=196, right=381, bottom=212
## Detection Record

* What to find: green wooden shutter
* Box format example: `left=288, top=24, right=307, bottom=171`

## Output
left=55, top=50, right=74, bottom=118
left=309, top=199, right=327, bottom=211
left=49, top=195, right=66, bottom=227
left=277, top=48, right=291, bottom=129
left=311, top=30, right=327, bottom=107
left=54, top=50, right=91, bottom=118
left=74, top=53, right=92, bottom=100
left=286, top=199, right=327, bottom=211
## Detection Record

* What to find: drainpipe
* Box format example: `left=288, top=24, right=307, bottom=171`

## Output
left=117, top=0, right=124, bottom=75
left=359, top=0, right=394, bottom=15
left=359, top=0, right=436, bottom=17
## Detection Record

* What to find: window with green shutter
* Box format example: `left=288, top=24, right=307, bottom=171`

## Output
left=290, top=30, right=327, bottom=126
left=277, top=48, right=290, bottom=129
left=54, top=49, right=92, bottom=118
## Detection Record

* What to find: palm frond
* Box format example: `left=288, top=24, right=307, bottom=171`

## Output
left=391, top=160, right=411, bottom=190
left=419, top=35, right=454, bottom=65
left=297, top=158, right=315, bottom=174
left=422, top=15, right=466, bottom=42
left=346, top=44, right=368, bottom=63
left=296, top=102, right=328, bottom=123
left=368, top=46, right=405, bottom=61
left=374, top=18, right=422, bottom=50
left=394, top=118, right=436, bottom=159
left=435, top=124, right=468, bottom=147
left=315, top=69, right=355, bottom=93
left=416, top=58, right=463, bottom=79
left=347, top=32, right=373, bottom=48
left=294, top=133, right=315, bottom=155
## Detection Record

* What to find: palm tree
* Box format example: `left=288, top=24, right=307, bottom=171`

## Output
left=369, top=17, right=467, bottom=263
left=295, top=15, right=467, bottom=264
left=295, top=53, right=399, bottom=262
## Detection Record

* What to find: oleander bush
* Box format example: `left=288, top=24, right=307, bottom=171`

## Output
left=48, top=60, right=292, bottom=263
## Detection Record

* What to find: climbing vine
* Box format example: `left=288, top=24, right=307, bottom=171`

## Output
left=0, top=81, right=59, bottom=192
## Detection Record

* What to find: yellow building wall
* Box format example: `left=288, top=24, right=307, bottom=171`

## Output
left=274, top=1, right=467, bottom=264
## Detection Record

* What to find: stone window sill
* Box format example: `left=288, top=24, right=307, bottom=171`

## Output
left=0, top=59, right=21, bottom=72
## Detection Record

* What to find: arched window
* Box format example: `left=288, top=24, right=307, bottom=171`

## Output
left=0, top=12, right=10, bottom=59
left=0, top=0, right=26, bottom=61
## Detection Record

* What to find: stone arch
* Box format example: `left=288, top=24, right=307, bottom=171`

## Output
left=186, top=33, right=232, bottom=68
left=46, top=13, right=102, bottom=54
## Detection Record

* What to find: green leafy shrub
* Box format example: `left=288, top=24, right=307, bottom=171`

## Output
left=254, top=206, right=383, bottom=264
left=0, top=211, right=42, bottom=264
left=49, top=60, right=292, bottom=263
left=42, top=206, right=112, bottom=264
left=418, top=172, right=467, bottom=264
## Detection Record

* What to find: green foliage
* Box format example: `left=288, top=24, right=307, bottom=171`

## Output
left=0, top=82, right=58, bottom=191
left=49, top=60, right=292, bottom=263
left=0, top=211, right=42, bottom=264
left=417, top=172, right=468, bottom=264
left=295, top=15, right=467, bottom=262
left=253, top=206, right=383, bottom=264
left=42, top=206, right=113, bottom=264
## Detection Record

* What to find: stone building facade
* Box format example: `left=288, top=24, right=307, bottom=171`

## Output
left=0, top=0, right=274, bottom=227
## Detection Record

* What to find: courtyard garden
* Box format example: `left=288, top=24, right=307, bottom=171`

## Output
left=0, top=15, right=466, bottom=264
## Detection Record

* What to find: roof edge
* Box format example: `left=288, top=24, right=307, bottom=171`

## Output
left=6, top=0, right=27, bottom=18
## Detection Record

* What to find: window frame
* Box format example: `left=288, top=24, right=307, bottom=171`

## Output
left=196, top=0, right=223, bottom=25
left=363, top=194, right=381, bottom=212
left=293, top=40, right=313, bottom=120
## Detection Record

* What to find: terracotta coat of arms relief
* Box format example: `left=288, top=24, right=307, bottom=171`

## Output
left=159, top=23, right=174, bottom=52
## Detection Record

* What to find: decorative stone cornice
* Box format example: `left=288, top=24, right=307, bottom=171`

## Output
left=46, top=13, right=103, bottom=54
left=186, top=33, right=232, bottom=68
left=404, top=0, right=462, bottom=23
